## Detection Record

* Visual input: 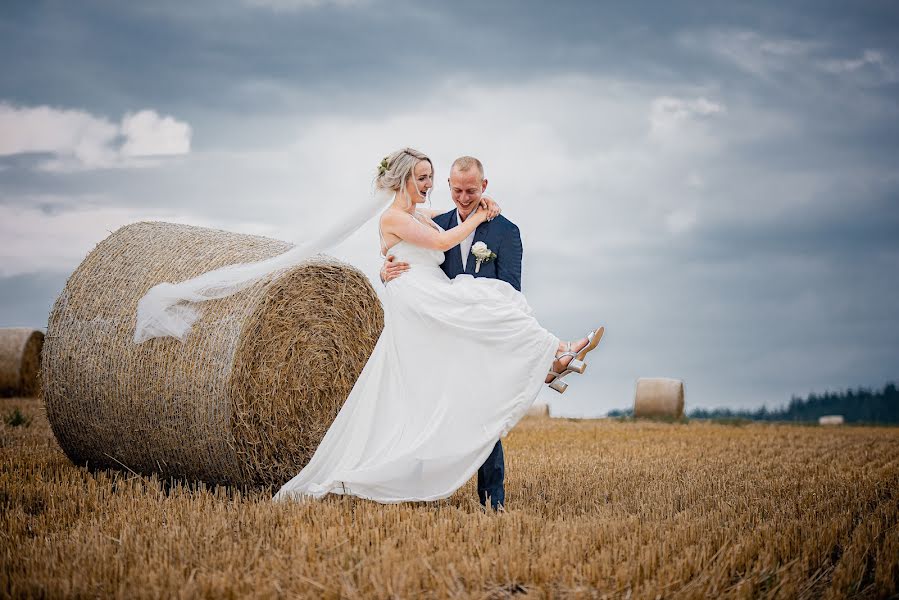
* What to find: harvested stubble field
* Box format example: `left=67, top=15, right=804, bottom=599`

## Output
left=2, top=397, right=897, bottom=599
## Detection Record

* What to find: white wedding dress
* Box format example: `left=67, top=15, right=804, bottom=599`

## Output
left=273, top=218, right=559, bottom=503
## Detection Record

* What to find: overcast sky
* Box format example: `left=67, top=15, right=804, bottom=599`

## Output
left=1, top=0, right=897, bottom=416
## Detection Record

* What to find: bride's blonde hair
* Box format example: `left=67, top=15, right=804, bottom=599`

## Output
left=375, top=148, right=433, bottom=208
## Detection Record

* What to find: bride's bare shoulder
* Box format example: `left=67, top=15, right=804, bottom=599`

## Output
left=380, top=207, right=411, bottom=232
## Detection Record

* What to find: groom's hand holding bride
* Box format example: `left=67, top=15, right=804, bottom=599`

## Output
left=381, top=254, right=410, bottom=284
left=380, top=196, right=500, bottom=284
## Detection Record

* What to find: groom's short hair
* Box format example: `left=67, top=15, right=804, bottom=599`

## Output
left=451, top=156, right=484, bottom=180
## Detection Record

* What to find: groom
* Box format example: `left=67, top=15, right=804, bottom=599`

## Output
left=381, top=155, right=523, bottom=510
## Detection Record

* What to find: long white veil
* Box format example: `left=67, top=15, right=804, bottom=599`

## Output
left=133, top=187, right=396, bottom=344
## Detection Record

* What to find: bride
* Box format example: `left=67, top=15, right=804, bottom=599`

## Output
left=273, top=148, right=603, bottom=503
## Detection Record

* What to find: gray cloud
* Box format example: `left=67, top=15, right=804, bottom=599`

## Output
left=1, top=0, right=897, bottom=415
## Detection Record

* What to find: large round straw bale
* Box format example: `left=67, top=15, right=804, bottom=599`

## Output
left=0, top=328, right=44, bottom=397
left=633, top=378, right=685, bottom=419
left=42, top=221, right=384, bottom=488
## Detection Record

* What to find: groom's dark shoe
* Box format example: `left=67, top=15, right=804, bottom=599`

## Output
left=477, top=440, right=505, bottom=510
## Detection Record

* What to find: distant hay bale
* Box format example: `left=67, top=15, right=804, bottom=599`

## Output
left=633, top=378, right=685, bottom=419
left=42, top=221, right=384, bottom=488
left=526, top=402, right=550, bottom=418
left=819, top=415, right=844, bottom=426
left=0, top=328, right=44, bottom=397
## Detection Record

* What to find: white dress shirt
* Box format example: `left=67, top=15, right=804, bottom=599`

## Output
left=456, top=210, right=477, bottom=270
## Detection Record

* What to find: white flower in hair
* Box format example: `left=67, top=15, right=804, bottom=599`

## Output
left=470, top=242, right=497, bottom=273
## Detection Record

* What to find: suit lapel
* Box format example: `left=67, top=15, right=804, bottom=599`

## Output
left=465, top=220, right=491, bottom=275
left=448, top=244, right=463, bottom=275
left=439, top=209, right=464, bottom=274
left=435, top=209, right=454, bottom=231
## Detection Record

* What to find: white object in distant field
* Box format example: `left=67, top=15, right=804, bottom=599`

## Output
left=633, top=378, right=685, bottom=419
left=819, top=415, right=844, bottom=426
left=526, top=402, right=550, bottom=417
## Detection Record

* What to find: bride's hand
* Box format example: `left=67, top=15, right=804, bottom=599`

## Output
left=479, top=195, right=501, bottom=221
left=471, top=205, right=490, bottom=225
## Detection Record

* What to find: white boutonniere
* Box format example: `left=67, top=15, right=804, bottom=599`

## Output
left=470, top=241, right=497, bottom=273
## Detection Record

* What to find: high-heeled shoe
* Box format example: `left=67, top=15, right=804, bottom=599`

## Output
left=546, top=342, right=580, bottom=394
left=547, top=367, right=572, bottom=393
left=572, top=326, right=604, bottom=370
left=546, top=327, right=605, bottom=394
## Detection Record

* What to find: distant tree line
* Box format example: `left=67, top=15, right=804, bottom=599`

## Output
left=608, top=382, right=899, bottom=424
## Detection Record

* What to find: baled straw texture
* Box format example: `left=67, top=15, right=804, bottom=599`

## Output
left=633, top=377, right=685, bottom=419
left=0, top=328, right=44, bottom=397
left=42, top=221, right=383, bottom=487
left=819, top=415, right=845, bottom=426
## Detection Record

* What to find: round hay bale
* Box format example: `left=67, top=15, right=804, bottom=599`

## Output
left=0, top=328, right=44, bottom=397
left=819, top=415, right=844, bottom=426
left=525, top=402, right=550, bottom=418
left=42, top=221, right=384, bottom=488
left=633, top=377, right=685, bottom=419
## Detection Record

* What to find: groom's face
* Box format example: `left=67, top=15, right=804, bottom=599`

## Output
left=448, top=167, right=488, bottom=221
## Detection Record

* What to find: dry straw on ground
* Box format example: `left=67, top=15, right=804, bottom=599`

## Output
left=42, top=221, right=383, bottom=488
left=0, top=328, right=43, bottom=397
left=634, top=377, right=685, bottom=419
left=3, top=396, right=898, bottom=598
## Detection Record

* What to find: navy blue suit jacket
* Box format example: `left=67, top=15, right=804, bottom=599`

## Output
left=431, top=210, right=523, bottom=292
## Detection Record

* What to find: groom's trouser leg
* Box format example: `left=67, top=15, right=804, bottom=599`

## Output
left=477, top=440, right=505, bottom=508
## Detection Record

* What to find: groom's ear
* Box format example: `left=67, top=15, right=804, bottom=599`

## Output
left=482, top=178, right=488, bottom=192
